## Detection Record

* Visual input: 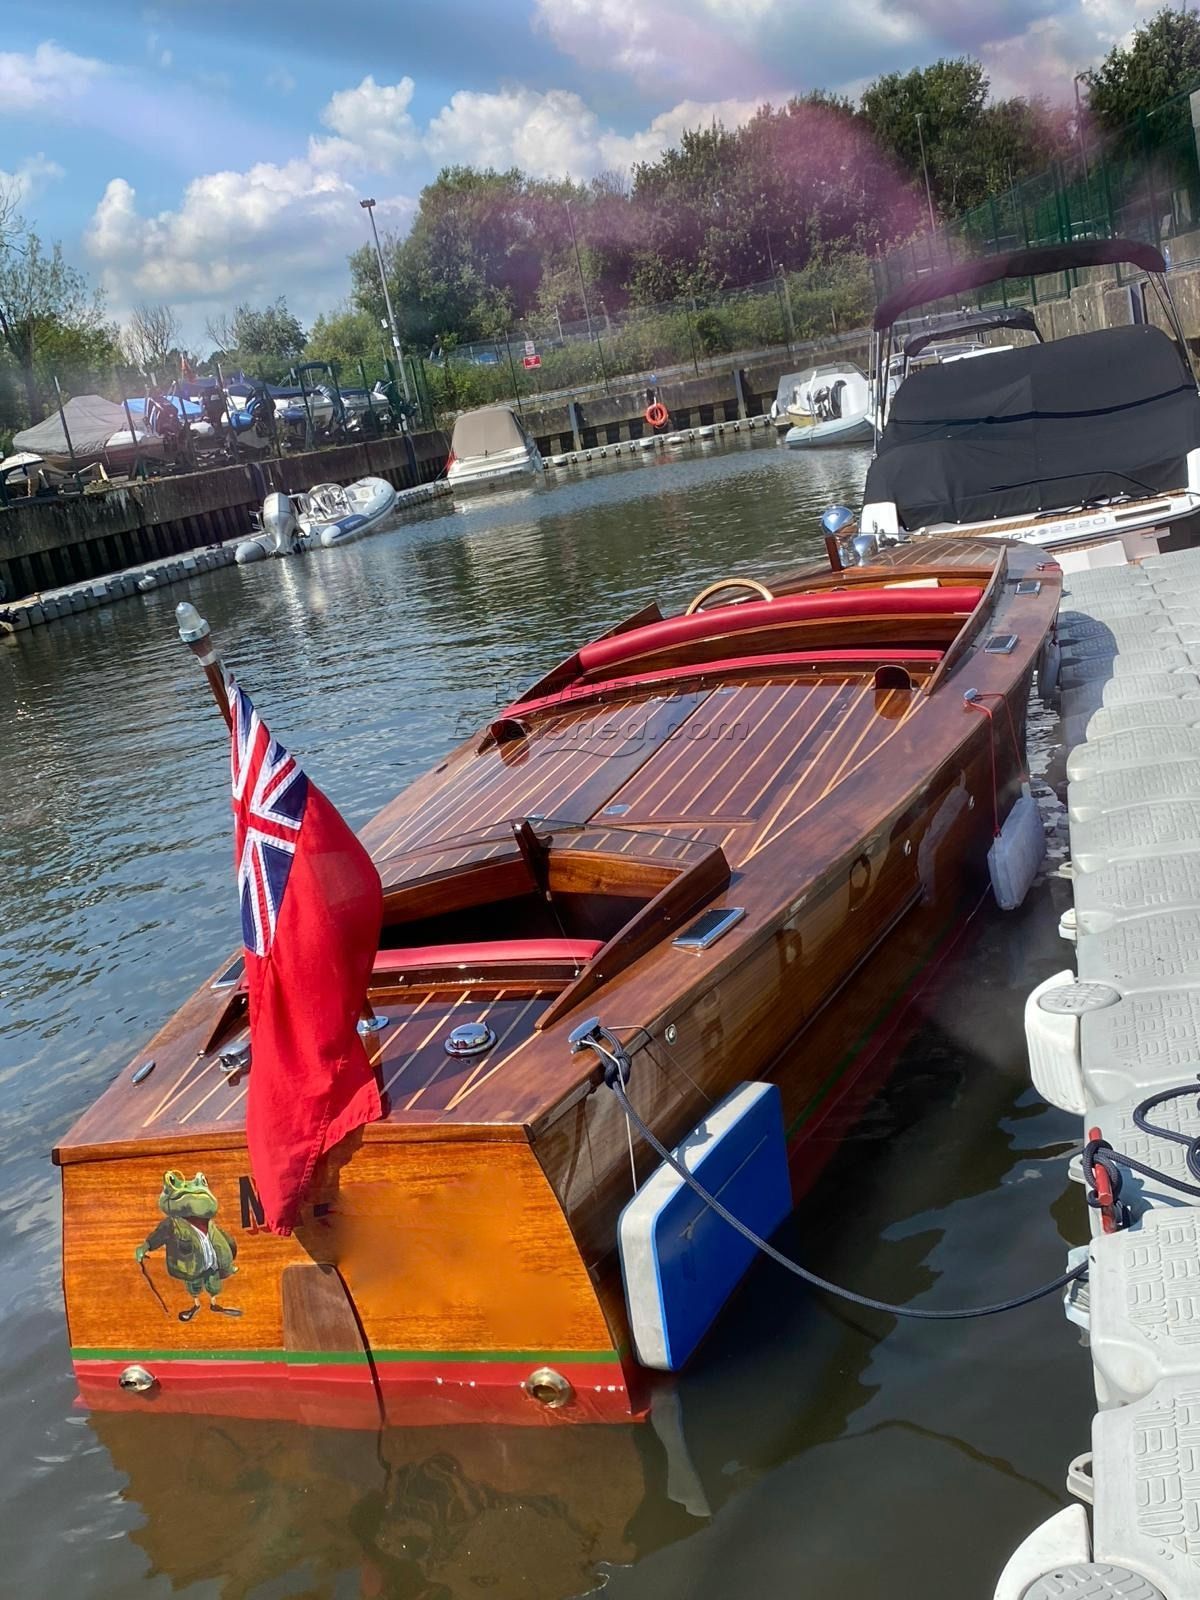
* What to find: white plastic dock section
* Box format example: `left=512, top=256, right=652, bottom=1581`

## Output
left=997, top=548, right=1200, bottom=1600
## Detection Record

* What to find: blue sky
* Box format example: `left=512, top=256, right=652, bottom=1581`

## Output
left=0, top=0, right=1158, bottom=341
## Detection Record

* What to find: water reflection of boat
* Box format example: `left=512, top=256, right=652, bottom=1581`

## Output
left=864, top=239, right=1200, bottom=568
left=55, top=536, right=1058, bottom=1431
left=88, top=1410, right=647, bottom=1600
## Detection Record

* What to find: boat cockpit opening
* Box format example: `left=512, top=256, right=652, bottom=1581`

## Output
left=493, top=575, right=988, bottom=727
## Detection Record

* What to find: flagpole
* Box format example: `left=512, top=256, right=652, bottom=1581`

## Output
left=175, top=602, right=232, bottom=728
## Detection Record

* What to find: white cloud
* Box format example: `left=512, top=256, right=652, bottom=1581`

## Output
left=85, top=163, right=414, bottom=324
left=0, top=154, right=65, bottom=205
left=315, top=74, right=419, bottom=169
left=980, top=0, right=1157, bottom=99
left=531, top=0, right=794, bottom=97
left=425, top=87, right=602, bottom=178
left=267, top=65, right=296, bottom=94
left=0, top=41, right=108, bottom=116
left=599, top=97, right=765, bottom=168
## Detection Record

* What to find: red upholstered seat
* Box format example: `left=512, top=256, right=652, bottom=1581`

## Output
left=503, top=647, right=942, bottom=721
left=373, top=939, right=602, bottom=973
left=576, top=587, right=982, bottom=677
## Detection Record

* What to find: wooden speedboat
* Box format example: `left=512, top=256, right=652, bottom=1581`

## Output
left=55, top=536, right=1059, bottom=1429
left=864, top=239, right=1200, bottom=571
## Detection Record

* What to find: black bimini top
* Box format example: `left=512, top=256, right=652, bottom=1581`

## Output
left=863, top=323, right=1200, bottom=530
left=873, top=238, right=1165, bottom=330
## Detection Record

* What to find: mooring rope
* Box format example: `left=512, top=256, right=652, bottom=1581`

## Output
left=597, top=1053, right=1087, bottom=1322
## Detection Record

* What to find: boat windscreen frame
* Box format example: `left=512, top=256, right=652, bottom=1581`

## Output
left=902, top=308, right=1042, bottom=360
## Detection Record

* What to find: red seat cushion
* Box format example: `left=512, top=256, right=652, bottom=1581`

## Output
left=577, top=587, right=982, bottom=677
left=373, top=939, right=602, bottom=973
left=503, top=648, right=941, bottom=720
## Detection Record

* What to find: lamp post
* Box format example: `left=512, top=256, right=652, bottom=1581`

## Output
left=359, top=198, right=411, bottom=405
left=914, top=112, right=936, bottom=233
left=565, top=198, right=608, bottom=390
left=1073, top=72, right=1091, bottom=184
left=565, top=199, right=594, bottom=343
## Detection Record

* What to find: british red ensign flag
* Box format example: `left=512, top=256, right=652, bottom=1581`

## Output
left=230, top=679, right=382, bottom=1234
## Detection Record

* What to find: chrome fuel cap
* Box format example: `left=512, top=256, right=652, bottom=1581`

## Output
left=444, top=1021, right=496, bottom=1058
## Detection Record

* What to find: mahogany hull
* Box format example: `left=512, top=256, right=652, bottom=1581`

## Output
left=56, top=538, right=1058, bottom=1427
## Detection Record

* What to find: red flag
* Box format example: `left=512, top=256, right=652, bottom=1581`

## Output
left=230, top=679, right=382, bottom=1234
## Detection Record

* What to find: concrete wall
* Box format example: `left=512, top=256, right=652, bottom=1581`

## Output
left=0, top=429, right=448, bottom=602
left=521, top=335, right=872, bottom=454
left=1026, top=241, right=1200, bottom=355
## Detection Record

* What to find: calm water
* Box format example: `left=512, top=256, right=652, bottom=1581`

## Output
left=0, top=436, right=1090, bottom=1598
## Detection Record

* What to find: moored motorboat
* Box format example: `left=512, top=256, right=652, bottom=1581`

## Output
left=55, top=536, right=1059, bottom=1430
left=863, top=239, right=1200, bottom=568
left=781, top=362, right=874, bottom=448
left=446, top=406, right=543, bottom=490
left=300, top=476, right=398, bottom=545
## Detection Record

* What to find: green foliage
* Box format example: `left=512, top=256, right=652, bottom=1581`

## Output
left=0, top=220, right=109, bottom=427
left=861, top=58, right=1064, bottom=216
left=233, top=297, right=306, bottom=367
left=1086, top=7, right=1200, bottom=145
left=303, top=305, right=384, bottom=368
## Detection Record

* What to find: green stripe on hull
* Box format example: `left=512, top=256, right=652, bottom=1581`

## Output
left=72, top=1346, right=621, bottom=1366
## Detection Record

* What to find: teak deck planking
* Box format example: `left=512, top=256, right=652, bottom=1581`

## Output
left=56, top=537, right=1060, bottom=1427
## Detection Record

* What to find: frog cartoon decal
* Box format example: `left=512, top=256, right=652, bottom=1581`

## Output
left=135, top=1170, right=242, bottom=1322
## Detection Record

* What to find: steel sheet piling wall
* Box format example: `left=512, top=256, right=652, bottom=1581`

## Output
left=0, top=430, right=448, bottom=602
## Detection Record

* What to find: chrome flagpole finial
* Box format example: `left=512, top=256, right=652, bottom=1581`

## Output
left=175, top=601, right=232, bottom=728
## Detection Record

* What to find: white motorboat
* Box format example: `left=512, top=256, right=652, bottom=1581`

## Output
left=239, top=478, right=398, bottom=558
left=446, top=406, right=543, bottom=490
left=297, top=477, right=399, bottom=547
left=782, top=364, right=874, bottom=448
left=860, top=239, right=1200, bottom=570
left=13, top=395, right=167, bottom=472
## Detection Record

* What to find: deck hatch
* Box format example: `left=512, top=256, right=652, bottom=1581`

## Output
left=672, top=906, right=745, bottom=951
left=984, top=633, right=1019, bottom=654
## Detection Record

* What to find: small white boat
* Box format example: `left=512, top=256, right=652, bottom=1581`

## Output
left=299, top=477, right=398, bottom=546
left=446, top=406, right=543, bottom=490
left=782, top=364, right=874, bottom=449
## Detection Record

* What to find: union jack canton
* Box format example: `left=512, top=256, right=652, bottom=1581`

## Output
left=230, top=680, right=309, bottom=958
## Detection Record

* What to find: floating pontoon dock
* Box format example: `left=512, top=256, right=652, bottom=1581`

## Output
left=999, top=548, right=1200, bottom=1600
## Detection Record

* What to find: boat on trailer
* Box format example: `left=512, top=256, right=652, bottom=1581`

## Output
left=863, top=238, right=1200, bottom=570
left=56, top=535, right=1058, bottom=1429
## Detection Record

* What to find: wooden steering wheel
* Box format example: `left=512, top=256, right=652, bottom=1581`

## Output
left=684, top=576, right=775, bottom=615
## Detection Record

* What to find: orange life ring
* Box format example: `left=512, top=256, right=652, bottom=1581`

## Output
left=645, top=402, right=668, bottom=428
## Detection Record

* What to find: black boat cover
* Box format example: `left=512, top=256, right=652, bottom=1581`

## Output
left=863, top=324, right=1200, bottom=529
left=872, top=238, right=1165, bottom=329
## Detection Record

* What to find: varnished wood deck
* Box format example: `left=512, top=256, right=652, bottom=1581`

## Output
left=57, top=538, right=1057, bottom=1164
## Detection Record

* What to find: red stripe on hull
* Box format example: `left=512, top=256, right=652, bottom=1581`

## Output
left=73, top=1357, right=642, bottom=1429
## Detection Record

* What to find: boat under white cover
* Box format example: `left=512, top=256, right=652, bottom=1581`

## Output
left=446, top=406, right=543, bottom=489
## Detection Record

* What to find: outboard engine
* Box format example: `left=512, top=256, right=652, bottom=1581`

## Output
left=261, top=491, right=298, bottom=555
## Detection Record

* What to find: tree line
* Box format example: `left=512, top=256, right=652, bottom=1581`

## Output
left=1, top=8, right=1196, bottom=446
